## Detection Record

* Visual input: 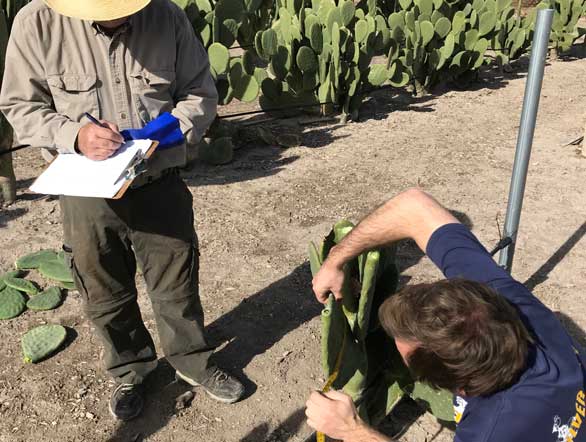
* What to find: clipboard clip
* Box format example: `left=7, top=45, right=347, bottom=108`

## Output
left=113, top=150, right=148, bottom=185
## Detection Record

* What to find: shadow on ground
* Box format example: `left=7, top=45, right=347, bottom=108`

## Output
left=0, top=206, right=27, bottom=227
left=524, top=221, right=586, bottom=292
left=107, top=262, right=320, bottom=442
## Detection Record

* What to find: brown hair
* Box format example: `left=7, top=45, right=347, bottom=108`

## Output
left=379, top=279, right=533, bottom=396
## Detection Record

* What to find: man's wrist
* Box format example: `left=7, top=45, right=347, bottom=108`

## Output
left=342, top=417, right=391, bottom=442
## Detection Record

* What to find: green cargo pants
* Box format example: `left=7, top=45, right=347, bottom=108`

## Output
left=60, top=173, right=213, bottom=385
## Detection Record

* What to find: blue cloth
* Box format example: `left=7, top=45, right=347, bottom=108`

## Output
left=426, top=224, right=585, bottom=442
left=120, top=113, right=184, bottom=150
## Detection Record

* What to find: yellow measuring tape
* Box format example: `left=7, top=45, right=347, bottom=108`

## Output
left=316, top=325, right=348, bottom=442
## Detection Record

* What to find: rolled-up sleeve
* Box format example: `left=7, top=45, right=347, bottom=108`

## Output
left=0, top=13, right=81, bottom=154
left=171, top=8, right=217, bottom=146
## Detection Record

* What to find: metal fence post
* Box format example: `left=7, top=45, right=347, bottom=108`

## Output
left=498, top=8, right=554, bottom=272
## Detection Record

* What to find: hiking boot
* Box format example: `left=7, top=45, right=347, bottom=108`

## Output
left=109, top=383, right=144, bottom=421
left=176, top=366, right=244, bottom=404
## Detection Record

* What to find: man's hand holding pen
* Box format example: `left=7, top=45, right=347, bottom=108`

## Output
left=76, top=113, right=124, bottom=161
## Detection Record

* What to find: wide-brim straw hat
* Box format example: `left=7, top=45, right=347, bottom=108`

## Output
left=43, top=0, right=151, bottom=21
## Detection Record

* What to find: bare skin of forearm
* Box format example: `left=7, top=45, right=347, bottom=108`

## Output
left=343, top=423, right=393, bottom=442
left=325, top=188, right=459, bottom=269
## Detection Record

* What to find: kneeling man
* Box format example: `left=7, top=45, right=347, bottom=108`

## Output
left=307, top=188, right=585, bottom=442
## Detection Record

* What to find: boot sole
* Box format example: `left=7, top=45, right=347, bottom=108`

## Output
left=175, top=371, right=242, bottom=404
left=108, top=401, right=143, bottom=421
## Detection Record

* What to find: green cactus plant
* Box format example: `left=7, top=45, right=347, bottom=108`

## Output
left=540, top=0, right=586, bottom=57
left=311, top=219, right=454, bottom=425
left=199, top=136, right=234, bottom=165
left=21, top=324, right=67, bottom=363
left=254, top=0, right=409, bottom=121
left=4, top=276, right=38, bottom=295
left=0, top=287, right=26, bottom=320
left=26, top=287, right=63, bottom=311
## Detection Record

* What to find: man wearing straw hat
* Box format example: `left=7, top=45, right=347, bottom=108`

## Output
left=0, top=0, right=244, bottom=420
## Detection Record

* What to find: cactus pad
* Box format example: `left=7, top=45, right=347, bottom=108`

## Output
left=261, top=29, right=278, bottom=56
left=0, top=288, right=26, bottom=320
left=22, top=324, right=67, bottom=363
left=26, top=287, right=63, bottom=311
left=208, top=43, right=230, bottom=75
left=4, top=277, right=39, bottom=295
left=199, top=137, right=234, bottom=165
left=2, top=270, right=26, bottom=279
left=296, top=46, right=318, bottom=73
left=368, top=64, right=390, bottom=86
left=15, top=250, right=58, bottom=270
left=60, top=281, right=76, bottom=291
left=38, top=260, right=74, bottom=283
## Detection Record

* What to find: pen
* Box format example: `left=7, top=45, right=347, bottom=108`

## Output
left=84, top=112, right=108, bottom=128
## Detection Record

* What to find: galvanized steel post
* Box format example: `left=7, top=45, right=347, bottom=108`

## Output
left=498, top=8, right=554, bottom=272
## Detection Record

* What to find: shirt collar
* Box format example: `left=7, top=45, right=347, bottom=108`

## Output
left=91, top=16, right=133, bottom=37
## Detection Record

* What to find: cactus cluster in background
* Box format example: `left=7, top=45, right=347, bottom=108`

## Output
left=386, top=0, right=537, bottom=95
left=539, top=0, right=586, bottom=56
left=168, top=0, right=586, bottom=163
left=255, top=0, right=409, bottom=121
left=309, top=220, right=454, bottom=425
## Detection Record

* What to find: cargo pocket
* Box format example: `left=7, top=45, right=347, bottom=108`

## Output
left=62, top=244, right=89, bottom=301
left=129, top=69, right=175, bottom=124
left=47, top=74, right=99, bottom=122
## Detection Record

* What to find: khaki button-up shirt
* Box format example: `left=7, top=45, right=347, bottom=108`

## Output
left=0, top=0, right=218, bottom=183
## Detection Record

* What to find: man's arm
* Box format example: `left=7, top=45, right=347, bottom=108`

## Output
left=305, top=391, right=391, bottom=442
left=0, top=12, right=122, bottom=158
left=171, top=7, right=218, bottom=145
left=313, top=187, right=458, bottom=303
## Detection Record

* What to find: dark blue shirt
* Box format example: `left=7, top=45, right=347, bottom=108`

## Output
left=426, top=223, right=586, bottom=442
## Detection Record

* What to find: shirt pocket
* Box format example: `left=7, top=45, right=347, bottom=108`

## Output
left=47, top=74, right=99, bottom=122
left=129, top=69, right=176, bottom=124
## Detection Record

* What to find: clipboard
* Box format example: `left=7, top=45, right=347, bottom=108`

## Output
left=30, top=139, right=159, bottom=199
left=112, top=140, right=158, bottom=199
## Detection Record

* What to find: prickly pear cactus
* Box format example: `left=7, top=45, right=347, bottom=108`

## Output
left=310, top=219, right=454, bottom=425
left=539, top=0, right=586, bottom=57
left=311, top=220, right=408, bottom=424
left=21, top=324, right=67, bottom=363
left=4, top=276, right=38, bottom=295
left=198, top=137, right=234, bottom=165
left=38, top=260, right=73, bottom=283
left=254, top=0, right=409, bottom=121
left=26, top=287, right=63, bottom=311
left=0, top=287, right=26, bottom=319
left=15, top=249, right=59, bottom=270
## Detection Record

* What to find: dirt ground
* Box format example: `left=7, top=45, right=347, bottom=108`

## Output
left=0, top=48, right=585, bottom=442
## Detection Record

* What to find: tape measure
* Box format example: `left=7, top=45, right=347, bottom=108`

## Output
left=316, top=325, right=347, bottom=442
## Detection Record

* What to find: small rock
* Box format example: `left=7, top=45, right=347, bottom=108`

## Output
left=85, top=412, right=95, bottom=420
left=175, top=391, right=195, bottom=411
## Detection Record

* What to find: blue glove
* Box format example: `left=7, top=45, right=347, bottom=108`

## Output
left=120, top=112, right=185, bottom=150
